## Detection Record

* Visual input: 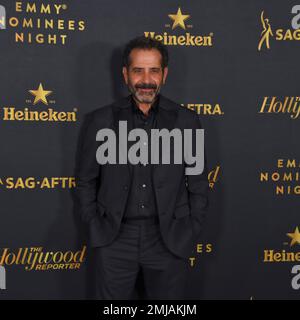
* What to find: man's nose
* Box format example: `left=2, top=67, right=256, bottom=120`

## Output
left=141, top=71, right=151, bottom=82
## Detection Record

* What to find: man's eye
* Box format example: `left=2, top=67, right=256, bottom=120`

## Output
left=152, top=69, right=160, bottom=73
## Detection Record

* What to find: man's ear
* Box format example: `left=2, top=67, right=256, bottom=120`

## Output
left=122, top=66, right=128, bottom=84
left=162, top=67, right=168, bottom=84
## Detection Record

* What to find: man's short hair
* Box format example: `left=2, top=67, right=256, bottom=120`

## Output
left=122, top=36, right=169, bottom=69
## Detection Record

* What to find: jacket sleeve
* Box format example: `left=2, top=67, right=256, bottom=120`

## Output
left=74, top=112, right=101, bottom=224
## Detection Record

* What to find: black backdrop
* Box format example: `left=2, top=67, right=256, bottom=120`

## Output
left=0, top=0, right=299, bottom=299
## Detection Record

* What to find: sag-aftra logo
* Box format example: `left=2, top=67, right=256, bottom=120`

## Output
left=258, top=5, right=300, bottom=51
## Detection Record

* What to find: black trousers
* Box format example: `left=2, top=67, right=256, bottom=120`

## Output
left=94, top=217, right=189, bottom=300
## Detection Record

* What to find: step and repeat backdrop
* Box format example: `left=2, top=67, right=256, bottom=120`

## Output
left=0, top=0, right=299, bottom=299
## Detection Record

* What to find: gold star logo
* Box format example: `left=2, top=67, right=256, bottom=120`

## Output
left=168, top=7, right=190, bottom=30
left=287, top=227, right=300, bottom=247
left=29, top=83, right=52, bottom=105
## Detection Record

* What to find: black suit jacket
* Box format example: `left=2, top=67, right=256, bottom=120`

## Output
left=75, top=94, right=209, bottom=259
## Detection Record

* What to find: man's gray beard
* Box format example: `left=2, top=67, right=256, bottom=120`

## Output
left=129, top=85, right=161, bottom=104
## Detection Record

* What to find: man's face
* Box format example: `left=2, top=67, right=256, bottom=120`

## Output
left=122, top=48, right=168, bottom=104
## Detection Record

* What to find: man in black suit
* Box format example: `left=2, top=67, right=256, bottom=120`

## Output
left=75, top=36, right=209, bottom=299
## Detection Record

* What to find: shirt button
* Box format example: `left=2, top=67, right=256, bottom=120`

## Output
left=141, top=204, right=145, bottom=209
left=142, top=184, right=146, bottom=188
left=143, top=142, right=147, bottom=146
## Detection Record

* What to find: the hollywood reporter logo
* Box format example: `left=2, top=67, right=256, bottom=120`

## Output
left=95, top=121, right=205, bottom=175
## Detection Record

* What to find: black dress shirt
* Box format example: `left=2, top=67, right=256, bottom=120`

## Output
left=123, top=94, right=160, bottom=219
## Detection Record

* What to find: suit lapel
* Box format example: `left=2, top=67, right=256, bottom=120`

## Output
left=112, top=95, right=133, bottom=179
left=152, top=100, right=178, bottom=177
